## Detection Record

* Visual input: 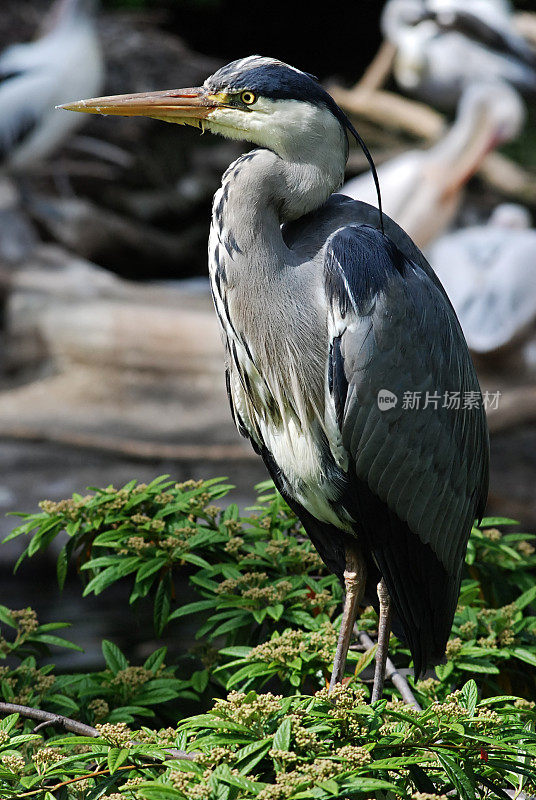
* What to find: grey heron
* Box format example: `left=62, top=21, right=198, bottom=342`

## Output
left=0, top=0, right=103, bottom=172
left=428, top=203, right=536, bottom=356
left=61, top=56, right=489, bottom=699
left=341, top=80, right=524, bottom=248
left=382, top=0, right=536, bottom=109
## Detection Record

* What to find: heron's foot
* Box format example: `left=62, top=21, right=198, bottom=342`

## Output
left=329, top=546, right=366, bottom=692
left=371, top=578, right=392, bottom=703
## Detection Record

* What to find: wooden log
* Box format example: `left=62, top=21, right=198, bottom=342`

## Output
left=2, top=245, right=219, bottom=373
left=39, top=298, right=223, bottom=374
left=487, top=386, right=536, bottom=434
left=0, top=425, right=255, bottom=462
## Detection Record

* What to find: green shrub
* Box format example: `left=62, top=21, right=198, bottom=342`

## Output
left=0, top=476, right=535, bottom=798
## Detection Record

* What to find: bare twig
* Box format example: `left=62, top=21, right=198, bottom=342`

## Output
left=15, top=765, right=140, bottom=798
left=355, top=630, right=421, bottom=710
left=0, top=702, right=99, bottom=737
left=0, top=702, right=193, bottom=760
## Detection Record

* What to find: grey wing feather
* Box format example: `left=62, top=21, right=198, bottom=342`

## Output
left=325, top=223, right=489, bottom=672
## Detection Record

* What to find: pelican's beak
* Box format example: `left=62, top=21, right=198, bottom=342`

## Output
left=57, top=87, right=228, bottom=127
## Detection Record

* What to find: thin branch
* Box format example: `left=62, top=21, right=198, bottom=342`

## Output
left=0, top=703, right=99, bottom=737
left=0, top=702, right=193, bottom=760
left=15, top=765, right=139, bottom=798
left=355, top=629, right=421, bottom=710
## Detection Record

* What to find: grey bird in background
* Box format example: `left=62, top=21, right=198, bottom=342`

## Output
left=382, top=0, right=536, bottom=109
left=340, top=80, right=524, bottom=249
left=0, top=0, right=103, bottom=173
left=428, top=204, right=536, bottom=356
left=60, top=56, right=489, bottom=700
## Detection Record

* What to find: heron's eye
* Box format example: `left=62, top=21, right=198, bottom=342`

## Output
left=240, top=90, right=257, bottom=105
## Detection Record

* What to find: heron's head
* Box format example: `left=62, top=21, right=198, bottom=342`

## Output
left=60, top=56, right=353, bottom=159
left=60, top=55, right=383, bottom=225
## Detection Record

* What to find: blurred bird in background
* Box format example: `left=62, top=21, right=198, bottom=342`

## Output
left=0, top=0, right=103, bottom=174
left=340, top=80, right=525, bottom=248
left=382, top=0, right=536, bottom=108
left=428, top=203, right=536, bottom=359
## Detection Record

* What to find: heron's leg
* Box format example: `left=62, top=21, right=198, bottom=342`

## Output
left=371, top=578, right=392, bottom=703
left=329, top=544, right=366, bottom=693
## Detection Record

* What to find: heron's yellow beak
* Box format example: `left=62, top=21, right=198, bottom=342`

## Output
left=57, top=87, right=229, bottom=126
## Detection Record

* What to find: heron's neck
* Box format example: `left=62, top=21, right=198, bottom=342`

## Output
left=429, top=101, right=494, bottom=181
left=211, top=139, right=347, bottom=275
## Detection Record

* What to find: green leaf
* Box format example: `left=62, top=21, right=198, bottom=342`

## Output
left=235, top=739, right=272, bottom=775
left=0, top=714, right=19, bottom=734
left=461, top=679, right=478, bottom=715
left=456, top=662, right=500, bottom=674
left=436, top=752, right=476, bottom=800
left=352, top=643, right=378, bottom=677
left=219, top=646, right=253, bottom=658
left=191, top=669, right=209, bottom=693
left=102, top=640, right=129, bottom=675
left=339, top=777, right=406, bottom=795
left=168, top=599, right=216, bottom=621
left=477, top=774, right=512, bottom=800
left=107, top=747, right=129, bottom=774
left=56, top=545, right=69, bottom=590
left=272, top=717, right=291, bottom=751
left=220, top=771, right=266, bottom=794
left=154, top=577, right=171, bottom=636
left=319, top=778, right=339, bottom=793
left=515, top=585, right=536, bottom=610
left=134, top=785, right=183, bottom=799
left=479, top=517, right=519, bottom=527
left=134, top=687, right=185, bottom=705
left=435, top=662, right=454, bottom=681
left=478, top=695, right=519, bottom=706
left=144, top=646, right=167, bottom=674
left=266, top=604, right=284, bottom=621
left=83, top=559, right=140, bottom=596
left=27, top=634, right=83, bottom=651
left=0, top=606, right=16, bottom=627
left=511, top=648, right=536, bottom=667
left=225, top=663, right=272, bottom=689
left=252, top=608, right=267, bottom=624
left=408, top=764, right=437, bottom=794
left=181, top=553, right=211, bottom=569
left=136, top=558, right=168, bottom=582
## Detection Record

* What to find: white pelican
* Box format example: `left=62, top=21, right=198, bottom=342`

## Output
left=340, top=81, right=524, bottom=248
left=428, top=203, right=536, bottom=355
left=382, top=0, right=536, bottom=108
left=0, top=0, right=103, bottom=172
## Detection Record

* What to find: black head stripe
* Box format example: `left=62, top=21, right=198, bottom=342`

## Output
left=206, top=57, right=322, bottom=103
